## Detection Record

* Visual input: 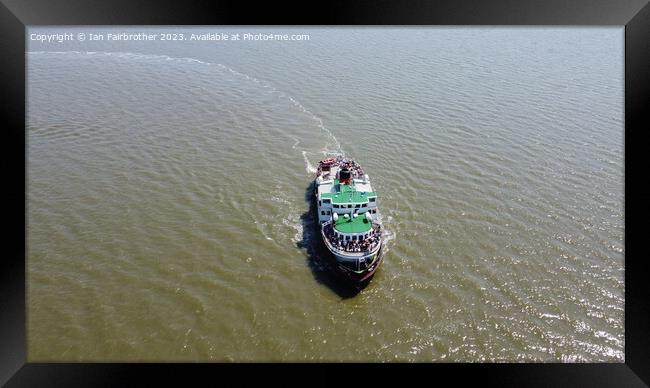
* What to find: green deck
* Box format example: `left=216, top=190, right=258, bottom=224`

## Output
left=334, top=214, right=373, bottom=233
left=321, top=180, right=376, bottom=204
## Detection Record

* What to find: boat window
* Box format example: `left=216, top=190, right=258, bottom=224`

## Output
left=361, top=204, right=366, bottom=208
left=347, top=204, right=352, bottom=208
left=369, top=197, right=376, bottom=202
left=318, top=200, right=321, bottom=206
left=321, top=211, right=325, bottom=215
left=323, top=199, right=331, bottom=204
left=355, top=204, right=361, bottom=208
left=326, top=210, right=331, bottom=215
left=346, top=235, right=350, bottom=241
left=334, top=205, right=339, bottom=208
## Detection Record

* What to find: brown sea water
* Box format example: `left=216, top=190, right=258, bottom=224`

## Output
left=27, top=27, right=623, bottom=361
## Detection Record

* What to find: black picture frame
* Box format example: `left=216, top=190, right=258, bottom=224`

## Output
left=2, top=0, right=648, bottom=386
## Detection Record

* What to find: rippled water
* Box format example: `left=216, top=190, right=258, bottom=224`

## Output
left=27, top=27, right=624, bottom=361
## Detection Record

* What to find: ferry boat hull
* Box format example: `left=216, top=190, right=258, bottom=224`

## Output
left=313, top=155, right=384, bottom=284
left=319, top=227, right=383, bottom=283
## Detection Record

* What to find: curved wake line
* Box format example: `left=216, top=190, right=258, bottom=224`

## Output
left=287, top=96, right=342, bottom=155
left=27, top=50, right=344, bottom=160
left=302, top=151, right=317, bottom=174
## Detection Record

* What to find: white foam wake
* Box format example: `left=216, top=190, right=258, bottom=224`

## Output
left=302, top=151, right=317, bottom=174
left=286, top=96, right=342, bottom=155
left=28, top=50, right=343, bottom=176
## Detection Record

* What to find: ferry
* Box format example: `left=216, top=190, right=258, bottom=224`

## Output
left=314, top=154, right=383, bottom=283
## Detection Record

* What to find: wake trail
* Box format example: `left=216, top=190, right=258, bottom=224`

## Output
left=302, top=151, right=317, bottom=174
left=28, top=50, right=343, bottom=173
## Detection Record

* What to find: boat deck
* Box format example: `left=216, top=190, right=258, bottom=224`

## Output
left=333, top=214, right=373, bottom=233
left=316, top=156, right=383, bottom=254
left=320, top=179, right=376, bottom=204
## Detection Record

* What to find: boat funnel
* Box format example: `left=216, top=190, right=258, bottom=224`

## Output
left=340, top=168, right=352, bottom=184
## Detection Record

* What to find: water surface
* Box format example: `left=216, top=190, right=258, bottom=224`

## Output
left=27, top=27, right=624, bottom=361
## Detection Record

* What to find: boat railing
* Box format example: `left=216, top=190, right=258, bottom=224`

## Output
left=321, top=222, right=382, bottom=255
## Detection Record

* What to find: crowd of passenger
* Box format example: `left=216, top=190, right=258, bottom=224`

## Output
left=322, top=223, right=382, bottom=253
left=316, top=157, right=365, bottom=180
left=339, top=159, right=365, bottom=179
